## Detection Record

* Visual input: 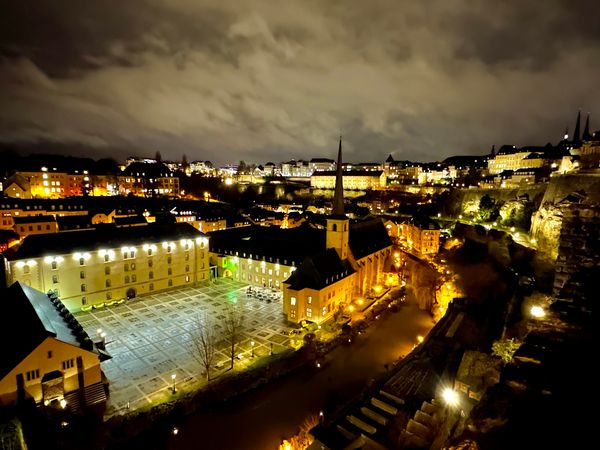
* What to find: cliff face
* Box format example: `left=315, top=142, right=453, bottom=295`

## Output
left=531, top=204, right=563, bottom=260
left=445, top=186, right=547, bottom=218
left=530, top=172, right=600, bottom=261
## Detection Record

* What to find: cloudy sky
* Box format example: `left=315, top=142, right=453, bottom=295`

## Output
left=1, top=0, right=599, bottom=164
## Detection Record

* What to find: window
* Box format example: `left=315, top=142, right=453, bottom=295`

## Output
left=147, top=248, right=153, bottom=256
left=62, top=359, right=74, bottom=370
left=106, top=292, right=112, bottom=300
left=185, top=265, right=189, bottom=272
left=306, top=307, right=312, bottom=318
left=332, top=224, right=337, bottom=231
left=290, top=309, right=296, bottom=319
left=47, top=351, right=53, bottom=359
left=131, top=274, right=137, bottom=282
left=290, top=297, right=296, bottom=306
left=167, top=256, right=172, bottom=264
left=168, top=279, right=173, bottom=287
left=131, top=263, right=136, bottom=270
left=79, top=257, right=85, bottom=266
left=322, top=306, right=327, bottom=316
left=149, top=271, right=154, bottom=279
left=168, top=268, right=172, bottom=275
left=52, top=274, right=59, bottom=284
left=124, top=263, right=129, bottom=272
left=308, top=296, right=312, bottom=304
left=23, top=265, right=30, bottom=274
left=80, top=270, right=85, bottom=279
left=167, top=245, right=172, bottom=254
left=149, top=283, right=154, bottom=291
left=124, top=275, right=130, bottom=283
left=185, top=275, right=190, bottom=282
left=105, top=266, right=110, bottom=275
left=105, top=279, right=111, bottom=288
left=80, top=284, right=86, bottom=292
left=185, top=252, right=190, bottom=261
left=129, top=251, right=135, bottom=258
left=104, top=254, right=110, bottom=262
left=148, top=259, right=153, bottom=268
left=82, top=296, right=87, bottom=305
left=26, top=369, right=40, bottom=381
left=51, top=261, right=58, bottom=270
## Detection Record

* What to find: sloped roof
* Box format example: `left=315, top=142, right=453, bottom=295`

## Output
left=13, top=215, right=56, bottom=224
left=349, top=218, right=392, bottom=259
left=0, top=282, right=96, bottom=380
left=8, top=223, right=202, bottom=260
left=284, top=248, right=355, bottom=290
left=209, top=225, right=325, bottom=266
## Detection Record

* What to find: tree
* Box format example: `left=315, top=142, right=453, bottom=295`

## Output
left=181, top=154, right=189, bottom=169
left=237, top=160, right=247, bottom=174
left=190, top=314, right=218, bottom=381
left=155, top=151, right=162, bottom=163
left=492, top=338, right=522, bottom=364
left=223, top=300, right=244, bottom=369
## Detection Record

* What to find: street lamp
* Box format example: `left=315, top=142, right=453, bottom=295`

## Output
left=60, top=399, right=67, bottom=409
left=442, top=388, right=459, bottom=407
left=251, top=341, right=255, bottom=358
left=171, top=374, right=177, bottom=394
left=530, top=305, right=545, bottom=318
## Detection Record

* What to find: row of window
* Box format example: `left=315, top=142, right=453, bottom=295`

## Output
left=49, top=253, right=202, bottom=270
left=80, top=278, right=188, bottom=304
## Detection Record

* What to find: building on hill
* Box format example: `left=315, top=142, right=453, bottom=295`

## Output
left=118, top=162, right=180, bottom=197
left=13, top=215, right=58, bottom=239
left=311, top=170, right=386, bottom=190
left=400, top=217, right=441, bottom=255
left=0, top=282, right=108, bottom=408
left=1, top=223, right=210, bottom=312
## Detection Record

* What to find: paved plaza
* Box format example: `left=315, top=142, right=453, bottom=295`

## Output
left=75, top=279, right=297, bottom=416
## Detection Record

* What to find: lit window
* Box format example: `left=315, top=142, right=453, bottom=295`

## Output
left=51, top=261, right=58, bottom=270
left=306, top=307, right=312, bottom=318
left=308, top=296, right=312, bottom=304
left=290, top=297, right=296, bottom=306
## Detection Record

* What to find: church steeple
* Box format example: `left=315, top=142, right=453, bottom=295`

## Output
left=583, top=113, right=592, bottom=141
left=573, top=110, right=581, bottom=144
left=327, top=136, right=349, bottom=260
left=332, top=136, right=345, bottom=217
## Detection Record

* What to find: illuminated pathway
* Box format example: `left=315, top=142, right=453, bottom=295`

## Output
left=158, top=292, right=434, bottom=450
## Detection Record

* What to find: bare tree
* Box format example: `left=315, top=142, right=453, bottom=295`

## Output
left=223, top=300, right=244, bottom=369
left=190, top=314, right=217, bottom=381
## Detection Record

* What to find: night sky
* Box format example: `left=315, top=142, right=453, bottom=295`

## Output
left=1, top=0, right=599, bottom=164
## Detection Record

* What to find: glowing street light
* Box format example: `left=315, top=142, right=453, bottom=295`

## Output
left=171, top=374, right=177, bottom=394
left=530, top=305, right=545, bottom=318
left=417, top=335, right=424, bottom=344
left=60, top=399, right=67, bottom=409
left=442, top=388, right=459, bottom=407
left=172, top=427, right=179, bottom=436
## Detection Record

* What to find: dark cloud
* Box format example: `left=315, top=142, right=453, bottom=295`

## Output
left=0, top=0, right=599, bottom=164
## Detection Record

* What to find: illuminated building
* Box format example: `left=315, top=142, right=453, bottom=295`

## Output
left=1, top=223, right=209, bottom=312
left=0, top=282, right=107, bottom=407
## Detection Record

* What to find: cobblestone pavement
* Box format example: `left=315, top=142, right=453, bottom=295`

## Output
left=75, top=279, right=295, bottom=416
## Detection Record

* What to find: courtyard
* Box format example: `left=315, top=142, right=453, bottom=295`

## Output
left=75, top=279, right=296, bottom=416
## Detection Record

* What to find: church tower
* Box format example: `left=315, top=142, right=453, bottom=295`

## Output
left=326, top=137, right=349, bottom=260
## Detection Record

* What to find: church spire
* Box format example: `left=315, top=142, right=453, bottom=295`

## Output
left=572, top=110, right=581, bottom=144
left=332, top=136, right=345, bottom=216
left=583, top=113, right=592, bottom=141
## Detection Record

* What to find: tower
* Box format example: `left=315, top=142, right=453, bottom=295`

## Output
left=326, top=137, right=349, bottom=260
left=572, top=110, right=581, bottom=144
left=582, top=113, right=592, bottom=141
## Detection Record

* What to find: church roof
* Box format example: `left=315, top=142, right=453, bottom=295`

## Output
left=284, top=248, right=355, bottom=291
left=349, top=218, right=393, bottom=259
